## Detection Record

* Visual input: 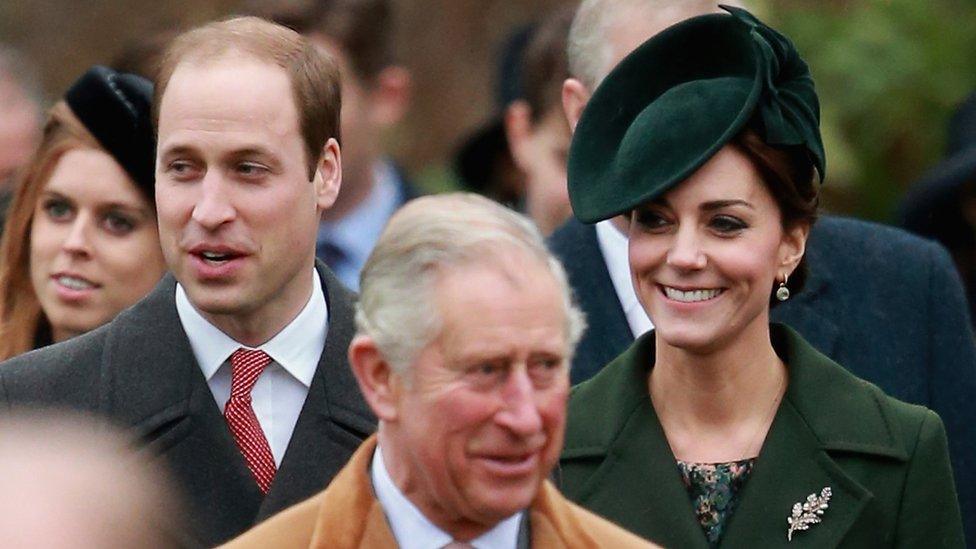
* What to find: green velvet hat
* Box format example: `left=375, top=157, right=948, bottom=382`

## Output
left=567, top=5, right=825, bottom=223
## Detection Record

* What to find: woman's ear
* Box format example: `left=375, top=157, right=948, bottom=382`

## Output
left=780, top=222, right=811, bottom=275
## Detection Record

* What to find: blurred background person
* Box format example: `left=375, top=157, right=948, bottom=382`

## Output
left=0, top=45, right=42, bottom=225
left=900, top=91, right=976, bottom=325
left=560, top=8, right=964, bottom=545
left=0, top=66, right=165, bottom=360
left=0, top=412, right=182, bottom=548
left=257, top=0, right=417, bottom=291
left=454, top=7, right=574, bottom=236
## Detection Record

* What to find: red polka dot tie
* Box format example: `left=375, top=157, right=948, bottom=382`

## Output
left=225, top=348, right=277, bottom=494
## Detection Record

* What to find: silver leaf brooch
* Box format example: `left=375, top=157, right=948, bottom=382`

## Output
left=787, top=487, right=832, bottom=541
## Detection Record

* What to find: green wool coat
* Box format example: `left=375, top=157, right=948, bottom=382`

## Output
left=559, top=324, right=965, bottom=548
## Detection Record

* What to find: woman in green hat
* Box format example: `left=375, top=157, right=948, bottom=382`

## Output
left=559, top=7, right=964, bottom=548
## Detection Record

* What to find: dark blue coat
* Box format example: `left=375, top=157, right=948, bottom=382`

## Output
left=549, top=215, right=976, bottom=544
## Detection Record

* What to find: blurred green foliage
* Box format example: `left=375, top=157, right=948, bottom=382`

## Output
left=756, top=0, right=976, bottom=221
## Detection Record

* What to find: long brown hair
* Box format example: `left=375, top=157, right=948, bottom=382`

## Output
left=0, top=102, right=100, bottom=360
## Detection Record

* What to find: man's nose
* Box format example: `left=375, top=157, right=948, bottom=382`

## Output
left=495, top=370, right=544, bottom=437
left=191, top=173, right=236, bottom=229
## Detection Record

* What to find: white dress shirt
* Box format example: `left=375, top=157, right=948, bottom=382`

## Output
left=371, top=445, right=523, bottom=549
left=175, top=269, right=328, bottom=466
left=595, top=219, right=654, bottom=338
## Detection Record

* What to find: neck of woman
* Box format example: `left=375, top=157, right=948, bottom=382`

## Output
left=649, top=319, right=788, bottom=463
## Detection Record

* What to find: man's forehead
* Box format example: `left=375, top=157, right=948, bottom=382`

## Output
left=158, top=54, right=298, bottom=138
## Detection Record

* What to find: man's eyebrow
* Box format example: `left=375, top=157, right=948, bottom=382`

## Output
left=158, top=144, right=196, bottom=157
left=228, top=147, right=276, bottom=159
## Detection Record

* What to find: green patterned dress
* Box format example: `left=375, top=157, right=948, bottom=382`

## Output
left=676, top=458, right=755, bottom=547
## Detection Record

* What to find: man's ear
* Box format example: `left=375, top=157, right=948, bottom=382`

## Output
left=348, top=335, right=400, bottom=422
left=314, top=138, right=342, bottom=212
left=367, top=65, right=412, bottom=127
left=561, top=77, right=591, bottom=133
left=503, top=99, right=534, bottom=171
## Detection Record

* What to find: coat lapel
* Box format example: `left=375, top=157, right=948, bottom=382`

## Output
left=720, top=401, right=872, bottom=547
left=98, top=274, right=263, bottom=545
left=259, top=263, right=376, bottom=520
left=722, top=325, right=906, bottom=548
left=561, top=334, right=709, bottom=548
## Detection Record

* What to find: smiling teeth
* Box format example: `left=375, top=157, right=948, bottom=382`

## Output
left=57, top=276, right=94, bottom=290
left=664, top=287, right=722, bottom=303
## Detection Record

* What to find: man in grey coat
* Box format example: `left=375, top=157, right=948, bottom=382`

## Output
left=0, top=17, right=375, bottom=547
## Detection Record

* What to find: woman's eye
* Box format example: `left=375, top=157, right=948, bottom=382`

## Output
left=103, top=212, right=136, bottom=235
left=710, top=215, right=747, bottom=233
left=633, top=209, right=670, bottom=231
left=42, top=199, right=73, bottom=221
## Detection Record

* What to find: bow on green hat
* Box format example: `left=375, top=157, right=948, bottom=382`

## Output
left=567, top=5, right=825, bottom=223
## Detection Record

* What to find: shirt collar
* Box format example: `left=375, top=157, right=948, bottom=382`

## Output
left=371, top=444, right=523, bottom=549
left=595, top=219, right=640, bottom=312
left=175, top=269, right=328, bottom=387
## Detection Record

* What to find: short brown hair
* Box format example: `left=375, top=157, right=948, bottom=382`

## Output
left=263, top=0, right=395, bottom=84
left=153, top=16, right=341, bottom=180
left=520, top=7, right=574, bottom=124
left=0, top=102, right=100, bottom=359
left=733, top=129, right=819, bottom=299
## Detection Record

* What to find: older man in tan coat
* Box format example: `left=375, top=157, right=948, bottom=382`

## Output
left=224, top=194, right=654, bottom=548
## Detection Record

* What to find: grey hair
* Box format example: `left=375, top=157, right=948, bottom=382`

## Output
left=355, top=193, right=587, bottom=373
left=567, top=0, right=747, bottom=89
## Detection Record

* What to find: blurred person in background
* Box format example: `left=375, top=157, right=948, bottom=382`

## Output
left=547, top=2, right=976, bottom=540
left=0, top=412, right=182, bottom=548
left=505, top=7, right=575, bottom=236
left=261, top=0, right=417, bottom=291
left=0, top=46, right=43, bottom=224
left=454, top=26, right=535, bottom=209
left=0, top=66, right=165, bottom=360
left=900, top=91, right=976, bottom=325
left=455, top=8, right=575, bottom=236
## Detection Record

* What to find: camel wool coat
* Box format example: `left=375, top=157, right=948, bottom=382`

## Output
left=223, top=435, right=656, bottom=548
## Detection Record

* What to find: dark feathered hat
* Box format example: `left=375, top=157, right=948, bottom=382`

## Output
left=567, top=6, right=824, bottom=223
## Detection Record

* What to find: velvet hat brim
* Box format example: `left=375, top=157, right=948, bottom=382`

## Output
left=567, top=6, right=825, bottom=223
left=64, top=65, right=156, bottom=202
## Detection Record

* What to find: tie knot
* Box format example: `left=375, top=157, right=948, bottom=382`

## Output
left=229, top=348, right=272, bottom=397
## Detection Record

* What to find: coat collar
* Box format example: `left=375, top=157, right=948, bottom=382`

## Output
left=561, top=324, right=904, bottom=547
